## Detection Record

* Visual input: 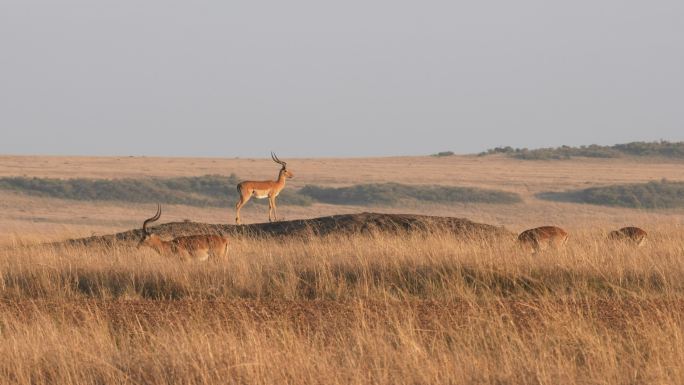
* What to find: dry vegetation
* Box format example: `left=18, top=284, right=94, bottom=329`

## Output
left=1, top=154, right=684, bottom=245
left=1, top=154, right=684, bottom=384
left=479, top=141, right=684, bottom=160
left=1, top=227, right=684, bottom=384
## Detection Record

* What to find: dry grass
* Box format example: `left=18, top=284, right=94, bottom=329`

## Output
left=1, top=154, right=683, bottom=383
left=1, top=228, right=684, bottom=384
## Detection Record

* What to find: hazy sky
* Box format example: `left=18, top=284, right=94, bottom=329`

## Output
left=1, top=0, right=682, bottom=158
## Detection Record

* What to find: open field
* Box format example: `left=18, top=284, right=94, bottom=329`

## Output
left=1, top=154, right=683, bottom=244
left=1, top=154, right=684, bottom=384
left=2, top=229, right=684, bottom=384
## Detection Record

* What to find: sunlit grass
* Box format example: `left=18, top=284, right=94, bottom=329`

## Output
left=0, top=228, right=682, bottom=384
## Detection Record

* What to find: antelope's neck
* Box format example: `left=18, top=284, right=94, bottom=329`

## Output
left=276, top=170, right=287, bottom=186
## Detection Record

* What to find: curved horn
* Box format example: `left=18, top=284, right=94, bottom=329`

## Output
left=142, top=204, right=162, bottom=235
left=271, top=152, right=287, bottom=167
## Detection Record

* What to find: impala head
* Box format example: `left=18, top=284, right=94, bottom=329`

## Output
left=138, top=204, right=162, bottom=248
left=272, top=152, right=294, bottom=178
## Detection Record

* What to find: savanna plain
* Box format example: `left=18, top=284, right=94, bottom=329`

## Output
left=1, top=155, right=684, bottom=384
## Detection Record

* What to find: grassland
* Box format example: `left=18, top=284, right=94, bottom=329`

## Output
left=1, top=154, right=683, bottom=244
left=1, top=154, right=683, bottom=384
left=299, top=183, right=521, bottom=205
left=0, top=176, right=520, bottom=207
left=2, top=228, right=684, bottom=384
left=0, top=175, right=313, bottom=207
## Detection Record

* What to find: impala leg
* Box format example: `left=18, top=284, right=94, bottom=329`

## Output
left=273, top=198, right=278, bottom=222
left=268, top=196, right=275, bottom=222
left=235, top=199, right=242, bottom=224
left=235, top=194, right=250, bottom=225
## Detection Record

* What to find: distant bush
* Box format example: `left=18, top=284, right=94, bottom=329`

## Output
left=431, top=151, right=455, bottom=157
left=0, top=175, right=313, bottom=207
left=300, top=183, right=521, bottom=206
left=479, top=141, right=684, bottom=160
left=537, top=180, right=684, bottom=209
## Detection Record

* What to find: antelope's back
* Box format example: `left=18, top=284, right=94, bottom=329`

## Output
left=609, top=226, right=647, bottom=244
left=174, top=234, right=228, bottom=250
left=518, top=226, right=568, bottom=243
left=622, top=226, right=647, bottom=238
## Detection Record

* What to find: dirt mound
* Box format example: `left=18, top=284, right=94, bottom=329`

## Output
left=63, top=212, right=512, bottom=247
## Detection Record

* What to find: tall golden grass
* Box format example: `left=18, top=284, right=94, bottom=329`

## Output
left=1, top=228, right=683, bottom=384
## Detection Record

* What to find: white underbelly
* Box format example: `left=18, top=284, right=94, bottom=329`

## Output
left=253, top=190, right=269, bottom=199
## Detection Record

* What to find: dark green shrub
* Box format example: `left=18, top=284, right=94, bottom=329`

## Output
left=0, top=175, right=312, bottom=207
left=537, top=180, right=684, bottom=209
left=479, top=141, right=684, bottom=160
left=300, top=183, right=521, bottom=206
left=431, top=151, right=455, bottom=157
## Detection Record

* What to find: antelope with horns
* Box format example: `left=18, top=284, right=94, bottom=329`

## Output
left=235, top=152, right=294, bottom=224
left=138, top=205, right=229, bottom=261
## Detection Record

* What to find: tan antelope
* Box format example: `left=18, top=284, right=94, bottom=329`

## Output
left=517, top=226, right=569, bottom=254
left=608, top=226, right=647, bottom=246
left=235, top=152, right=294, bottom=224
left=138, top=205, right=229, bottom=261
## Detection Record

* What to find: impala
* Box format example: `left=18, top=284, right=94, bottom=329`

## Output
left=138, top=204, right=229, bottom=261
left=608, top=226, right=647, bottom=246
left=235, top=152, right=294, bottom=224
left=517, top=226, right=569, bottom=254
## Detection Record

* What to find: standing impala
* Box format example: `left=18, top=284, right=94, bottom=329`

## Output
left=517, top=226, right=569, bottom=254
left=138, top=205, right=229, bottom=261
left=235, top=152, right=294, bottom=224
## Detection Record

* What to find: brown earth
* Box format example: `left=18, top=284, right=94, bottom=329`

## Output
left=61, top=212, right=513, bottom=247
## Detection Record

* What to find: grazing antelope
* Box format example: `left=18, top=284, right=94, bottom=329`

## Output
left=608, top=226, right=647, bottom=246
left=138, top=205, right=229, bottom=261
left=235, top=152, right=294, bottom=224
left=517, top=226, right=569, bottom=254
